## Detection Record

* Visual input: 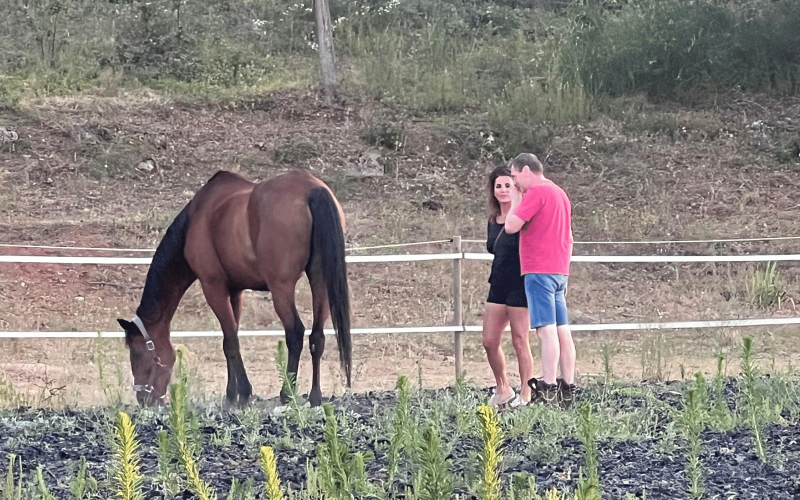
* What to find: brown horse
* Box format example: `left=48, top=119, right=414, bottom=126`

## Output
left=116, top=170, right=352, bottom=407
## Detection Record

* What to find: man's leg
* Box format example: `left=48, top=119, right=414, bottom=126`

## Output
left=554, top=277, right=576, bottom=385
left=537, top=324, right=560, bottom=385
left=524, top=274, right=559, bottom=387
left=557, top=325, right=576, bottom=385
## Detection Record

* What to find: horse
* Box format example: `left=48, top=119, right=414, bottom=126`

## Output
left=116, top=170, right=352, bottom=407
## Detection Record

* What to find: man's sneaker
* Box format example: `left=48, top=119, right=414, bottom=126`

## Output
left=556, top=378, right=577, bottom=409
left=527, top=377, right=559, bottom=405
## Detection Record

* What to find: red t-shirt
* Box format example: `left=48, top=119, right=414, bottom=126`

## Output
left=514, top=180, right=573, bottom=275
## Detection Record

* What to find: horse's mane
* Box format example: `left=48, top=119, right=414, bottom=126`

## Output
left=134, top=205, right=191, bottom=327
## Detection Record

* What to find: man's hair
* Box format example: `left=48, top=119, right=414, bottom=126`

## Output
left=508, top=153, right=543, bottom=174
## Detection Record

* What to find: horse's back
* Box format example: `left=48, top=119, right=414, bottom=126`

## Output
left=252, top=170, right=345, bottom=232
left=184, top=170, right=343, bottom=290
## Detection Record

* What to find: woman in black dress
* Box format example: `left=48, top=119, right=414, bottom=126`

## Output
left=483, top=166, right=533, bottom=406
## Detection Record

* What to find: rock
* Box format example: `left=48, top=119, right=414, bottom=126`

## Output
left=136, top=158, right=157, bottom=173
left=422, top=199, right=443, bottom=211
left=345, top=149, right=384, bottom=179
left=1, top=126, right=18, bottom=142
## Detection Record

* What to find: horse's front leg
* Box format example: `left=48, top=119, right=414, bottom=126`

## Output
left=203, top=285, right=252, bottom=408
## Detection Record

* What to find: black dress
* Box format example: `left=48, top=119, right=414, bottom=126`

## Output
left=486, top=220, right=527, bottom=308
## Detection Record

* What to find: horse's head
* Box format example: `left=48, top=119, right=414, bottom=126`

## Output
left=117, top=317, right=175, bottom=406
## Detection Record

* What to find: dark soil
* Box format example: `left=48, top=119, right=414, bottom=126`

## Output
left=1, top=383, right=799, bottom=500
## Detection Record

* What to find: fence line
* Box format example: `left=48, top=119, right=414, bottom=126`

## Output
left=465, top=253, right=800, bottom=263
left=5, top=234, right=800, bottom=253
left=3, top=237, right=800, bottom=378
left=3, top=317, right=799, bottom=340
left=3, top=253, right=800, bottom=265
left=0, top=239, right=454, bottom=254
left=463, top=236, right=800, bottom=245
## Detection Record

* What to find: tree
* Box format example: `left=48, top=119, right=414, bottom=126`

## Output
left=314, top=0, right=337, bottom=105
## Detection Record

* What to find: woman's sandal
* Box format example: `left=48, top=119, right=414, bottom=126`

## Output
left=509, top=393, right=532, bottom=408
left=489, top=390, right=516, bottom=408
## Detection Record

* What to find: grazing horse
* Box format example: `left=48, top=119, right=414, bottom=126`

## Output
left=116, top=170, right=352, bottom=407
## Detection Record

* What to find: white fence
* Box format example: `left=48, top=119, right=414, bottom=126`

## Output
left=2, top=236, right=800, bottom=376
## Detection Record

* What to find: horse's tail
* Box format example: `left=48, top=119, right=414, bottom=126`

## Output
left=307, top=186, right=352, bottom=387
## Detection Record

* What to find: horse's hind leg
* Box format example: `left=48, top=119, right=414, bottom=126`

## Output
left=271, top=282, right=305, bottom=405
left=308, top=270, right=330, bottom=407
left=202, top=284, right=253, bottom=407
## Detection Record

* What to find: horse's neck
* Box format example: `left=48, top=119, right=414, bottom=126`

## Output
left=137, top=267, right=196, bottom=333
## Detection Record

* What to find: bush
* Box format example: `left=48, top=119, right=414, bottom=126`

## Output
left=566, top=0, right=800, bottom=99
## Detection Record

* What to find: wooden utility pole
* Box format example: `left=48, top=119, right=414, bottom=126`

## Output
left=314, top=0, right=337, bottom=105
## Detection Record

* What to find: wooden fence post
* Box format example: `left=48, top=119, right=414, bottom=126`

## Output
left=452, top=235, right=463, bottom=380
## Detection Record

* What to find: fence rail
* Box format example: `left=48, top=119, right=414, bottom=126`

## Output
left=2, top=236, right=800, bottom=378
left=3, top=317, right=799, bottom=340
left=3, top=253, right=800, bottom=264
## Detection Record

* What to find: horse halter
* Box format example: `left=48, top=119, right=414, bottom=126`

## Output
left=130, top=316, right=171, bottom=401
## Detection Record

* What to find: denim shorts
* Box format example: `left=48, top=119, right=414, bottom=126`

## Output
left=524, top=274, right=569, bottom=329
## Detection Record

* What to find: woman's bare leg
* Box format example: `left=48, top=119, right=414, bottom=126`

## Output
left=508, top=306, right=533, bottom=402
left=482, top=302, right=513, bottom=403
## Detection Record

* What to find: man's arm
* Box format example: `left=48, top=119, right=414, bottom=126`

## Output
left=504, top=187, right=525, bottom=234
left=504, top=212, right=525, bottom=234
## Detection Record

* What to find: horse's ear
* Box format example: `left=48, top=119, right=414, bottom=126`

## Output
left=117, top=318, right=134, bottom=331
left=118, top=318, right=138, bottom=346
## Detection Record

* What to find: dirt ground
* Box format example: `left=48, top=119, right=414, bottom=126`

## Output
left=1, top=89, right=799, bottom=407
left=2, top=326, right=800, bottom=408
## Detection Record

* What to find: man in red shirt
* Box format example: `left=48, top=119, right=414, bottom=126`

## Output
left=504, top=153, right=576, bottom=405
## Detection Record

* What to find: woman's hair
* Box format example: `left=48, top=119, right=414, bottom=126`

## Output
left=487, top=165, right=511, bottom=221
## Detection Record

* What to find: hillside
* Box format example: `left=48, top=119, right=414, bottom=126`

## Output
left=1, top=0, right=799, bottom=404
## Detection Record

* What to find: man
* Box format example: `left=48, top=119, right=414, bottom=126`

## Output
left=503, top=152, right=576, bottom=405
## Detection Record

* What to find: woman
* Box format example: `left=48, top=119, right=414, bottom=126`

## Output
left=483, top=166, right=534, bottom=407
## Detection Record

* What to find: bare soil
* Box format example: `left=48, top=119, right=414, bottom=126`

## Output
left=1, top=88, right=799, bottom=407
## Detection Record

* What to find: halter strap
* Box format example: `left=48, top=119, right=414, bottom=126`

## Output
left=130, top=315, right=166, bottom=399
left=132, top=315, right=155, bottom=351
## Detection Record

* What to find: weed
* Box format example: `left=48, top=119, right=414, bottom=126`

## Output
left=415, top=423, right=454, bottom=500
left=640, top=333, right=668, bottom=381
left=680, top=386, right=705, bottom=499
left=260, top=447, right=285, bottom=500
left=476, top=404, right=502, bottom=500
left=112, top=412, right=144, bottom=500
left=168, top=350, right=214, bottom=499
left=3, top=454, right=23, bottom=500
left=34, top=466, right=58, bottom=500
left=388, top=375, right=415, bottom=485
left=710, top=356, right=735, bottom=431
left=360, top=112, right=405, bottom=151
left=93, top=333, right=126, bottom=408
left=155, top=430, right=183, bottom=497
left=575, top=403, right=601, bottom=500
left=272, top=139, right=318, bottom=165
left=316, top=403, right=373, bottom=500
left=0, top=378, right=28, bottom=410
left=601, top=343, right=615, bottom=385
left=740, top=337, right=767, bottom=461
left=69, top=456, right=97, bottom=500
left=275, top=340, right=309, bottom=428
left=746, top=262, right=786, bottom=309
left=227, top=477, right=256, bottom=500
